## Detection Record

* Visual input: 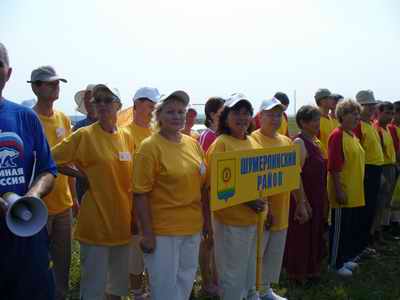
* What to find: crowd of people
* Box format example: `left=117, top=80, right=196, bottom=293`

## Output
left=0, top=41, right=399, bottom=300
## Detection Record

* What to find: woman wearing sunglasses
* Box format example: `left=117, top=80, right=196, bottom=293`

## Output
left=52, top=84, right=134, bottom=300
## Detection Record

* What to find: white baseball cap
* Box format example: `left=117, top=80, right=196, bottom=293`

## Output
left=159, top=90, right=190, bottom=106
left=259, top=97, right=285, bottom=112
left=74, top=84, right=96, bottom=115
left=224, top=93, right=252, bottom=108
left=133, top=87, right=161, bottom=103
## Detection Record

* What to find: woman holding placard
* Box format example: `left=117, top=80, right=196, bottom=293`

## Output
left=207, top=93, right=266, bottom=300
left=251, top=97, right=308, bottom=300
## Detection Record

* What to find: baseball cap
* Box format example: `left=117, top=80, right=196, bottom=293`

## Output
left=224, top=93, right=252, bottom=108
left=274, top=92, right=290, bottom=106
left=314, top=88, right=332, bottom=102
left=331, top=93, right=344, bottom=102
left=91, top=84, right=121, bottom=102
left=133, top=87, right=161, bottom=103
left=159, top=90, right=190, bottom=106
left=0, top=43, right=9, bottom=66
left=74, top=84, right=96, bottom=114
left=259, top=97, right=285, bottom=112
left=356, top=90, right=377, bottom=105
left=27, top=65, right=67, bottom=83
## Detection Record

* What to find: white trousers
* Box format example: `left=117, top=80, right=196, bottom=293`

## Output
left=213, top=219, right=258, bottom=300
left=143, top=234, right=201, bottom=300
left=262, top=229, right=287, bottom=285
left=80, top=243, right=130, bottom=300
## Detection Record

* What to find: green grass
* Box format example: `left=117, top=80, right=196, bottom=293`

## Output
left=68, top=236, right=400, bottom=300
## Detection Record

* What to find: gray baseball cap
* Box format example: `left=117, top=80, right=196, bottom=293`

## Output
left=27, top=65, right=67, bottom=83
left=314, top=88, right=332, bottom=102
left=356, top=90, right=377, bottom=105
left=159, top=90, right=190, bottom=106
left=0, top=43, right=9, bottom=67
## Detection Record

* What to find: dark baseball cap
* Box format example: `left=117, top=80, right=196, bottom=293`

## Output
left=27, top=65, right=67, bottom=83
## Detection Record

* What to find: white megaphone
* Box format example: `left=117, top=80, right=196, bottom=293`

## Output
left=0, top=192, right=48, bottom=237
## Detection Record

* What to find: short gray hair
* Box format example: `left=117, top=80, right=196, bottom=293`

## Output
left=335, top=99, right=361, bottom=123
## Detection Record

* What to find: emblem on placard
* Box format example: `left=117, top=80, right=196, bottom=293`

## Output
left=217, top=159, right=236, bottom=202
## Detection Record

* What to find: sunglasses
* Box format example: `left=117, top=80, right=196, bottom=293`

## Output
left=93, top=96, right=117, bottom=104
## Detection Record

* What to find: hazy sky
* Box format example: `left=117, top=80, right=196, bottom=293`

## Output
left=1, top=0, right=399, bottom=115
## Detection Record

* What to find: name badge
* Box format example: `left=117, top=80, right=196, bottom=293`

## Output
left=119, top=152, right=132, bottom=161
left=56, top=128, right=65, bottom=138
left=199, top=161, right=206, bottom=176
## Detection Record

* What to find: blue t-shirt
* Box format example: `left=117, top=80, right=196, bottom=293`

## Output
left=0, top=99, right=57, bottom=195
left=73, top=116, right=97, bottom=131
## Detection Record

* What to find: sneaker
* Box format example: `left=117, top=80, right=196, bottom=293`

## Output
left=336, top=266, right=353, bottom=277
left=261, top=288, right=288, bottom=300
left=130, top=290, right=150, bottom=300
left=344, top=261, right=359, bottom=271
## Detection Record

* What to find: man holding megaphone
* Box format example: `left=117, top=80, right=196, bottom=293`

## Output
left=0, top=43, right=57, bottom=300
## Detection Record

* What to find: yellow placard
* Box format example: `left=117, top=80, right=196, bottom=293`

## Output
left=210, top=145, right=301, bottom=211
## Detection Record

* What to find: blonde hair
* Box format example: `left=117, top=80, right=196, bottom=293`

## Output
left=152, top=97, right=188, bottom=131
left=335, top=99, right=361, bottom=123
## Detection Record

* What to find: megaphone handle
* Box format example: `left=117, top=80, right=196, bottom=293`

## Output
left=0, top=197, right=6, bottom=217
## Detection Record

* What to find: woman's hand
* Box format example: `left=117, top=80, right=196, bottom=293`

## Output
left=294, top=201, right=309, bottom=224
left=140, top=234, right=156, bottom=254
left=336, top=188, right=347, bottom=205
left=72, top=199, right=80, bottom=218
left=202, top=220, right=214, bottom=248
left=264, top=211, right=274, bottom=230
left=246, top=199, right=267, bottom=213
left=80, top=175, right=90, bottom=193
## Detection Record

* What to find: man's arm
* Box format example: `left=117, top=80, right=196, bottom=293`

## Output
left=25, top=172, right=55, bottom=199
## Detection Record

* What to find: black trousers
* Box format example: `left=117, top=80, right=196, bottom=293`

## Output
left=329, top=207, right=358, bottom=269
left=354, top=164, right=382, bottom=253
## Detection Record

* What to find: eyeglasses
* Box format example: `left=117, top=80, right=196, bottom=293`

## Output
left=264, top=112, right=283, bottom=118
left=93, top=96, right=117, bottom=104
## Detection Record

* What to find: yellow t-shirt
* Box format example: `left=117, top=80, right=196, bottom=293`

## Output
left=133, top=133, right=205, bottom=236
left=381, top=128, right=396, bottom=165
left=331, top=117, right=340, bottom=129
left=37, top=110, right=73, bottom=215
left=124, top=122, right=152, bottom=148
left=277, top=114, right=288, bottom=136
left=52, top=122, right=134, bottom=246
left=251, top=129, right=292, bottom=231
left=328, top=130, right=365, bottom=208
left=359, top=121, right=384, bottom=166
left=319, top=115, right=337, bottom=159
left=191, top=130, right=200, bottom=140
left=206, top=134, right=260, bottom=226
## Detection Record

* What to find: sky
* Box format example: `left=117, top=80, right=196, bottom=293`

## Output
left=1, top=0, right=400, bottom=116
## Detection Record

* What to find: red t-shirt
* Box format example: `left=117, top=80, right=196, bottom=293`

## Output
left=328, top=127, right=345, bottom=172
left=387, top=123, right=400, bottom=154
left=198, top=128, right=217, bottom=152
